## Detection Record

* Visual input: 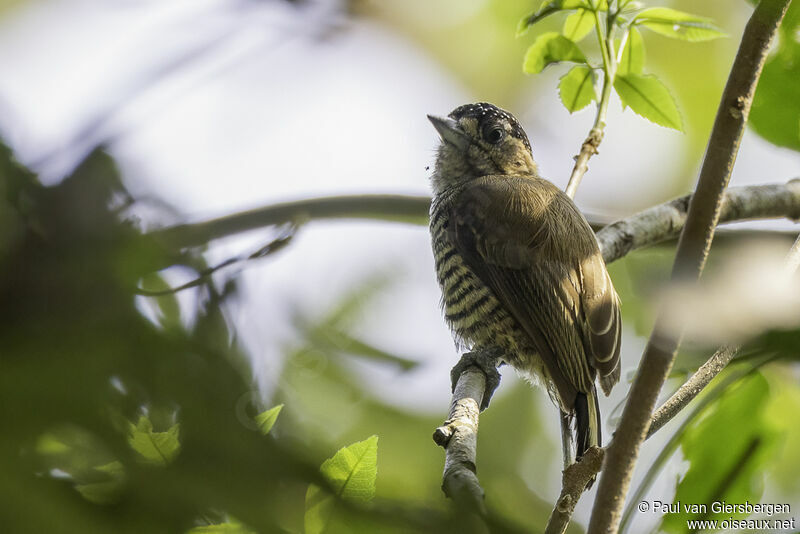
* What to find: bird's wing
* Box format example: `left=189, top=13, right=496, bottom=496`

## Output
left=579, top=252, right=621, bottom=394
left=447, top=176, right=620, bottom=402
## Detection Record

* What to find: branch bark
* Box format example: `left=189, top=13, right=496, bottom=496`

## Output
left=587, top=2, right=791, bottom=533
left=596, top=180, right=800, bottom=263
left=432, top=366, right=487, bottom=517
left=545, top=447, right=605, bottom=534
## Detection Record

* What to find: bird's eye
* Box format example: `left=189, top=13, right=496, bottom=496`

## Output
left=484, top=126, right=505, bottom=144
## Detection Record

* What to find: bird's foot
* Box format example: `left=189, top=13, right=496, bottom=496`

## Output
left=450, top=348, right=502, bottom=411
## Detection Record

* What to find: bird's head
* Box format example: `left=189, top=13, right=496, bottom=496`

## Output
left=428, top=102, right=538, bottom=193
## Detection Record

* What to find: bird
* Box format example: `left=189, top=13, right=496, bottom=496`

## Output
left=427, top=102, right=621, bottom=469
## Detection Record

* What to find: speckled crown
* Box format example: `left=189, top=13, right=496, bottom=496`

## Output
left=448, top=102, right=531, bottom=152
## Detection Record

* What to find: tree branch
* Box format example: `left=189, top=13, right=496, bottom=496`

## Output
left=545, top=447, right=605, bottom=534
left=432, top=366, right=488, bottom=517
left=588, top=2, right=791, bottom=533
left=151, top=194, right=431, bottom=250
left=646, top=345, right=738, bottom=438
left=149, top=182, right=800, bottom=258
left=596, top=180, right=800, bottom=263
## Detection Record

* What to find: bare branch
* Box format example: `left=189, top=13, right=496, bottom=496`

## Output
left=566, top=128, right=604, bottom=199
left=646, top=345, right=738, bottom=438
left=149, top=182, right=800, bottom=260
left=545, top=447, right=605, bottom=534
left=432, top=366, right=488, bottom=517
left=588, top=2, right=792, bottom=533
left=597, top=180, right=800, bottom=263
left=152, top=194, right=431, bottom=250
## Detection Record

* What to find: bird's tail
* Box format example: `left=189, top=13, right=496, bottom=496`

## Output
left=575, top=386, right=601, bottom=459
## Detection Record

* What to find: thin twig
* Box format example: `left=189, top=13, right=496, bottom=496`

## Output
left=646, top=346, right=738, bottom=437
left=151, top=194, right=430, bottom=250
left=545, top=447, right=605, bottom=534
left=137, top=226, right=296, bottom=296
left=588, top=2, right=791, bottom=533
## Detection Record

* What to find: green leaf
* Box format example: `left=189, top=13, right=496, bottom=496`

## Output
left=255, top=404, right=283, bottom=435
left=617, top=27, right=645, bottom=75
left=321, top=435, right=378, bottom=501
left=749, top=41, right=800, bottom=151
left=127, top=415, right=181, bottom=466
left=563, top=9, right=595, bottom=41
left=559, top=65, right=596, bottom=112
left=633, top=7, right=726, bottom=42
left=517, top=0, right=589, bottom=36
left=523, top=32, right=586, bottom=74
left=614, top=73, right=683, bottom=131
left=662, top=374, right=778, bottom=533
left=304, top=436, right=378, bottom=534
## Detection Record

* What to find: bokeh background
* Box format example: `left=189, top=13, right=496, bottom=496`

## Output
left=1, top=0, right=799, bottom=532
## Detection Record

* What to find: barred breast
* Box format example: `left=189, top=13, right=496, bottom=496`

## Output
left=430, top=202, right=525, bottom=367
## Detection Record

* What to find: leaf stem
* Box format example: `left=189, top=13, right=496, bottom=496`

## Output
left=564, top=4, right=618, bottom=199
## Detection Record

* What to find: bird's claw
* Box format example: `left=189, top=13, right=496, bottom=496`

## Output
left=450, top=349, right=502, bottom=411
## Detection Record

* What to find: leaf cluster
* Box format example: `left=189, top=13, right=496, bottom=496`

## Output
left=519, top=0, right=726, bottom=129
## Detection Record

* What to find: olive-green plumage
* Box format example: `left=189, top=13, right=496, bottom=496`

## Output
left=428, top=103, right=621, bottom=465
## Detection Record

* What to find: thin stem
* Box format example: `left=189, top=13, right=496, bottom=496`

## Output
left=646, top=346, right=738, bottom=437
left=615, top=28, right=630, bottom=66
left=151, top=194, right=431, bottom=250
left=564, top=6, right=616, bottom=199
left=594, top=9, right=611, bottom=76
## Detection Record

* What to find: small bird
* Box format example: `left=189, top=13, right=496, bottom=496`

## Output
left=428, top=102, right=621, bottom=468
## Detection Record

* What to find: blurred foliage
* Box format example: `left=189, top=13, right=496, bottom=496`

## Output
left=3, top=132, right=797, bottom=532
left=0, top=140, right=545, bottom=533
left=750, top=0, right=800, bottom=151
left=607, top=245, right=674, bottom=336
left=662, top=373, right=778, bottom=533
left=0, top=142, right=323, bottom=533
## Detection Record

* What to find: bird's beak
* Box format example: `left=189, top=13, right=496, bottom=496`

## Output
left=427, top=115, right=470, bottom=152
